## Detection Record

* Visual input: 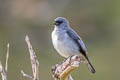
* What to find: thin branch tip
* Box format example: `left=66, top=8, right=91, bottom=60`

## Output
left=25, top=35, right=29, bottom=41
left=5, top=43, right=10, bottom=72
left=7, top=43, right=9, bottom=48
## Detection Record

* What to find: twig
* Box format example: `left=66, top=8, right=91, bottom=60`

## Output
left=0, top=43, right=10, bottom=80
left=21, top=70, right=33, bottom=79
left=5, top=44, right=9, bottom=72
left=51, top=55, right=82, bottom=80
left=0, top=61, right=7, bottom=80
left=21, top=36, right=39, bottom=80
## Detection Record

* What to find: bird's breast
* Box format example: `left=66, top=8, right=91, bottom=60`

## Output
left=52, top=30, right=79, bottom=58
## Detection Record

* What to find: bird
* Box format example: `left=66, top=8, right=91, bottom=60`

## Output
left=51, top=17, right=96, bottom=74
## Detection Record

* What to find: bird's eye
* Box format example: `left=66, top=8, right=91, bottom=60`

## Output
left=54, top=21, right=63, bottom=25
left=56, top=21, right=63, bottom=24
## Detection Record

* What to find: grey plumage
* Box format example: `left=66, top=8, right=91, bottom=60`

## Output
left=52, top=17, right=96, bottom=74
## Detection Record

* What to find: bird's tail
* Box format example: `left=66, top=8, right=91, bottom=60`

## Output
left=85, top=56, right=96, bottom=74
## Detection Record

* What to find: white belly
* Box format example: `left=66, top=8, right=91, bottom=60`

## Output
left=52, top=30, right=79, bottom=58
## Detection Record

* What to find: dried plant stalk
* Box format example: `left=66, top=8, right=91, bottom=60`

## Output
left=5, top=44, right=9, bottom=72
left=0, top=43, right=10, bottom=80
left=21, top=36, right=39, bottom=80
left=51, top=55, right=81, bottom=80
left=21, top=70, right=33, bottom=79
left=0, top=61, right=7, bottom=80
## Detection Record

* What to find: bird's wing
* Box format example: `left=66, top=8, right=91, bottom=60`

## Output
left=67, top=28, right=96, bottom=73
left=66, top=28, right=88, bottom=56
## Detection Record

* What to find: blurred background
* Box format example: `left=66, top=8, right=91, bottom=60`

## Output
left=0, top=0, right=120, bottom=80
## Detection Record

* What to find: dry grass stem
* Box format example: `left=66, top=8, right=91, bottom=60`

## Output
left=21, top=36, right=39, bottom=80
left=21, top=70, right=33, bottom=79
left=0, top=43, right=10, bottom=80
left=5, top=44, right=9, bottom=72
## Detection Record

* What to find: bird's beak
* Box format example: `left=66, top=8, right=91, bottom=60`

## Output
left=53, top=21, right=60, bottom=26
left=53, top=21, right=57, bottom=25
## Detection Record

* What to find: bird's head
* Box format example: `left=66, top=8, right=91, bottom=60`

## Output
left=53, top=17, right=69, bottom=29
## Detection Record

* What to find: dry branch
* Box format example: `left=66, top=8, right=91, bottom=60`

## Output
left=21, top=70, right=33, bottom=79
left=51, top=55, right=82, bottom=80
left=5, top=44, right=9, bottom=72
left=0, top=43, right=10, bottom=80
left=21, top=36, right=39, bottom=80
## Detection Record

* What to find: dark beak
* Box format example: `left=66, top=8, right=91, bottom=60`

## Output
left=53, top=21, right=58, bottom=25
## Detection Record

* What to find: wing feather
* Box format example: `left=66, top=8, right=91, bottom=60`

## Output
left=66, top=28, right=87, bottom=56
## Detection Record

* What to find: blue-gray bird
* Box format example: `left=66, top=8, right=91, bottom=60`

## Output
left=51, top=17, right=96, bottom=74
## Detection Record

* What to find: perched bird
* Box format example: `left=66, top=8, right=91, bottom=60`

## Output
left=51, top=17, right=96, bottom=74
